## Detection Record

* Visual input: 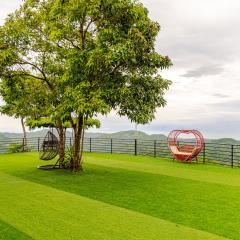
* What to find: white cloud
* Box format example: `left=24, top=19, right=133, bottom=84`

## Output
left=0, top=1, right=22, bottom=25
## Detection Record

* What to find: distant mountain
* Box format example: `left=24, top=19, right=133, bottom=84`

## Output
left=0, top=129, right=239, bottom=145
left=207, top=138, right=240, bottom=145
left=0, top=133, right=8, bottom=141
left=1, top=130, right=167, bottom=140
left=2, top=129, right=71, bottom=139
left=150, top=134, right=168, bottom=140
left=85, top=132, right=103, bottom=138
left=2, top=129, right=61, bottom=139
left=92, top=130, right=167, bottom=140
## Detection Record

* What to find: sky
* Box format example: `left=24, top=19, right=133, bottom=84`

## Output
left=0, top=0, right=240, bottom=138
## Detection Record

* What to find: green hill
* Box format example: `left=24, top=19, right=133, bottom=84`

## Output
left=0, top=133, right=8, bottom=141
left=1, top=130, right=240, bottom=145
left=207, top=138, right=240, bottom=145
left=1, top=130, right=167, bottom=141
left=2, top=130, right=72, bottom=139
left=96, top=130, right=167, bottom=140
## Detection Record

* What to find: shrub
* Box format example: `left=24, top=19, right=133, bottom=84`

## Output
left=64, top=146, right=73, bottom=169
left=8, top=144, right=24, bottom=153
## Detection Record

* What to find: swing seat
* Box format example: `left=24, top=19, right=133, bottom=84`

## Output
left=169, top=146, right=192, bottom=156
left=170, top=145, right=201, bottom=161
left=39, top=131, right=59, bottom=161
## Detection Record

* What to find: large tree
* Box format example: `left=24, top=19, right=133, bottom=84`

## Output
left=0, top=0, right=172, bottom=171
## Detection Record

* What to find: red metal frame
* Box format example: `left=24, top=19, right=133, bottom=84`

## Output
left=167, top=130, right=204, bottom=162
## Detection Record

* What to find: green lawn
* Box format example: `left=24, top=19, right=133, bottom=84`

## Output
left=0, top=153, right=240, bottom=239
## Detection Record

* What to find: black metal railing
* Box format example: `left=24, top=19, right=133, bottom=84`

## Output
left=1, top=137, right=240, bottom=168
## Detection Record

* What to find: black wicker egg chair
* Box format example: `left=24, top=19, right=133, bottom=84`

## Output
left=38, top=131, right=60, bottom=170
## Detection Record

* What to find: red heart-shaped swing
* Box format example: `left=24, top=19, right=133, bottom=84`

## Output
left=167, top=130, right=204, bottom=162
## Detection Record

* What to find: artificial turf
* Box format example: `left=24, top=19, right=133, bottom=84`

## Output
left=0, top=152, right=239, bottom=239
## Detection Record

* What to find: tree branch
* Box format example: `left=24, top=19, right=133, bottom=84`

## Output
left=13, top=60, right=54, bottom=90
left=69, top=114, right=76, bottom=129
left=82, top=17, right=99, bottom=45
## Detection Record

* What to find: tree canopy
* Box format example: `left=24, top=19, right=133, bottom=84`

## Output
left=0, top=0, right=172, bottom=171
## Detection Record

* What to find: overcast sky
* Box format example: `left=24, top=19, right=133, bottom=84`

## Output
left=0, top=0, right=240, bottom=138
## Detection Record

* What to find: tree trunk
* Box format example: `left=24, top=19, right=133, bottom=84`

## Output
left=79, top=128, right=85, bottom=164
left=21, top=117, right=27, bottom=152
left=58, top=125, right=66, bottom=168
left=72, top=115, right=84, bottom=171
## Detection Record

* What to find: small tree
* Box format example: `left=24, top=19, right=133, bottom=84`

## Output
left=0, top=0, right=172, bottom=171
left=0, top=76, right=48, bottom=151
left=0, top=7, right=67, bottom=166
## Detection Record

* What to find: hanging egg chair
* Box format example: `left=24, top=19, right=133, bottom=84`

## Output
left=39, top=131, right=59, bottom=161
left=167, top=130, right=204, bottom=162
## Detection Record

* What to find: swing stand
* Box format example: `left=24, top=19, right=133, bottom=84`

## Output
left=38, top=158, right=61, bottom=170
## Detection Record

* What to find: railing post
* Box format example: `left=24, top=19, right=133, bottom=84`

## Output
left=134, top=139, right=137, bottom=156
left=70, top=137, right=72, bottom=147
left=22, top=138, right=25, bottom=152
left=110, top=139, right=113, bottom=154
left=231, top=145, right=234, bottom=168
left=203, top=143, right=206, bottom=164
left=90, top=138, right=92, bottom=152
left=38, top=137, right=40, bottom=152
left=154, top=140, right=157, bottom=157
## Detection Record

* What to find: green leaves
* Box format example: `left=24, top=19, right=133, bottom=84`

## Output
left=26, top=117, right=101, bottom=130
left=0, top=0, right=172, bottom=131
left=117, top=74, right=171, bottom=124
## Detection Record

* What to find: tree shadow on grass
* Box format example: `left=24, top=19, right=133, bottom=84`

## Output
left=0, top=219, right=33, bottom=240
